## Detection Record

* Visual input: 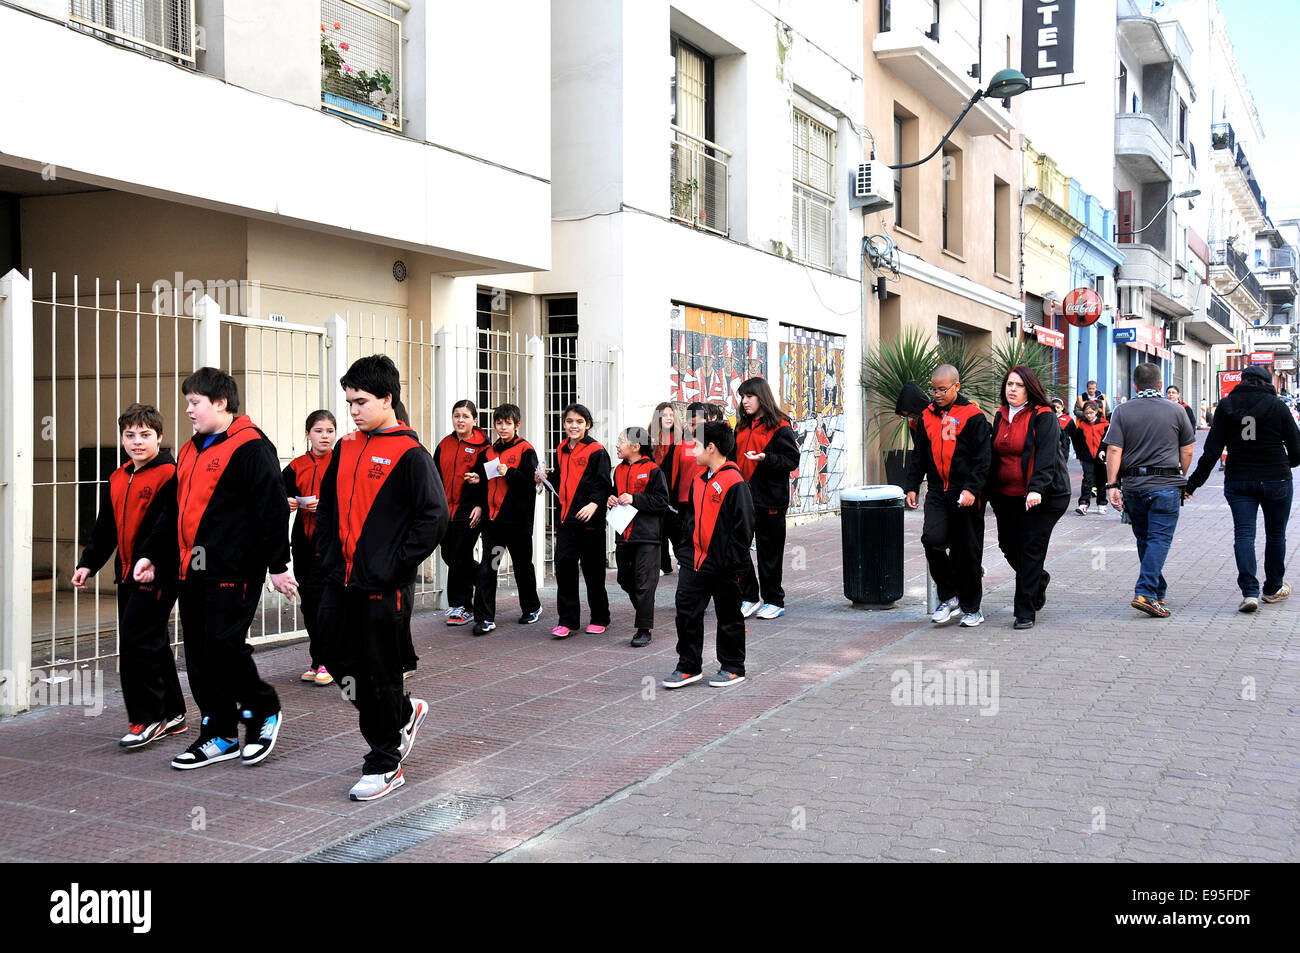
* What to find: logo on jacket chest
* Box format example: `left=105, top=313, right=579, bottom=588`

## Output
left=205, top=457, right=221, bottom=472
left=137, top=486, right=154, bottom=503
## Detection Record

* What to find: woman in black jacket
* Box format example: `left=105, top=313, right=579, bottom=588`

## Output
left=1186, top=365, right=1300, bottom=611
left=985, top=366, right=1071, bottom=629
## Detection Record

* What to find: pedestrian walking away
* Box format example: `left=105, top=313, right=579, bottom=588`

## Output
left=1185, top=365, right=1300, bottom=612
left=904, top=364, right=991, bottom=628
left=663, top=421, right=756, bottom=689
left=734, top=377, right=801, bottom=621
left=284, top=409, right=337, bottom=686
left=435, top=399, right=491, bottom=628
left=1104, top=362, right=1196, bottom=618
left=133, top=368, right=296, bottom=770
left=472, top=404, right=542, bottom=634
left=313, top=355, right=448, bottom=801
left=985, top=366, right=1071, bottom=629
left=609, top=426, right=670, bottom=646
left=545, top=403, right=614, bottom=638
left=72, top=403, right=187, bottom=750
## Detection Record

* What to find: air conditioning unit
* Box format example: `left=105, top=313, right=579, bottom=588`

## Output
left=850, top=161, right=894, bottom=212
left=1166, top=322, right=1186, bottom=346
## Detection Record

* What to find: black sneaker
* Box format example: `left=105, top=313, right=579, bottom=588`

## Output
left=241, top=711, right=282, bottom=766
left=708, top=670, right=745, bottom=688
left=518, top=609, right=542, bottom=624
left=473, top=620, right=496, bottom=636
left=631, top=629, right=652, bottom=647
left=119, top=721, right=166, bottom=749
left=160, top=713, right=189, bottom=739
left=1131, top=595, right=1170, bottom=618
left=1013, top=617, right=1035, bottom=630
left=171, top=734, right=240, bottom=770
left=661, top=670, right=702, bottom=689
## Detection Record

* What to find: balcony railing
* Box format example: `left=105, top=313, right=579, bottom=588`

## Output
left=1210, top=242, right=1264, bottom=303
left=70, top=0, right=195, bottom=62
left=1210, top=122, right=1235, bottom=154
left=321, top=0, right=404, bottom=131
left=670, top=126, right=731, bottom=237
left=1208, top=294, right=1232, bottom=332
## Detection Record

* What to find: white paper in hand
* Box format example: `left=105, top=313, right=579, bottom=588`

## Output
left=483, top=457, right=504, bottom=480
left=607, top=503, right=637, bottom=535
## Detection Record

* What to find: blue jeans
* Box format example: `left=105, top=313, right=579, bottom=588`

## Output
left=1223, top=480, right=1294, bottom=597
left=1122, top=486, right=1182, bottom=600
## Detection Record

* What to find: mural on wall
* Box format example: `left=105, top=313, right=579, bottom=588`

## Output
left=779, top=326, right=845, bottom=512
left=668, top=305, right=768, bottom=424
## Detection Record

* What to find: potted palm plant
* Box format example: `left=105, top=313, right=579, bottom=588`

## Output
left=862, top=327, right=938, bottom=487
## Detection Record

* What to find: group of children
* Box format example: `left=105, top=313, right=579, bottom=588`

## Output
left=74, top=363, right=800, bottom=802
left=1051, top=397, right=1112, bottom=514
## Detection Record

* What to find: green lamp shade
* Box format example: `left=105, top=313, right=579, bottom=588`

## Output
left=985, top=68, right=1030, bottom=99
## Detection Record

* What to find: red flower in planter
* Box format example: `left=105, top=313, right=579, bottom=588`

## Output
left=339, top=42, right=350, bottom=51
left=333, top=21, right=341, bottom=29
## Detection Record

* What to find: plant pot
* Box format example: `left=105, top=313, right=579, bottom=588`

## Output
left=322, top=92, right=384, bottom=122
left=883, top=449, right=909, bottom=489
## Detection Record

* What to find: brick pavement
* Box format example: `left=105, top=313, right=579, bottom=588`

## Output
left=499, top=443, right=1300, bottom=862
left=3, top=434, right=1295, bottom=862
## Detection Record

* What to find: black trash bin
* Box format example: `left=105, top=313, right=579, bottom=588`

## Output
left=841, top=485, right=905, bottom=605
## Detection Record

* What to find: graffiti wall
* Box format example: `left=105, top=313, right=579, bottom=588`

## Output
left=668, top=305, right=768, bottom=423
left=779, top=326, right=845, bottom=512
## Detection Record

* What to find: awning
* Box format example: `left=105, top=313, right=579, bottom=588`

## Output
left=1126, top=341, right=1173, bottom=361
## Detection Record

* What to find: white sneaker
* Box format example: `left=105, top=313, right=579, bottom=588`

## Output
left=1076, top=503, right=1088, bottom=515
left=349, top=768, right=405, bottom=801
left=756, top=603, right=785, bottom=620
left=1098, top=505, right=1108, bottom=515
left=740, top=600, right=762, bottom=618
left=398, top=698, right=428, bottom=763
left=930, top=598, right=960, bottom=624
left=959, top=611, right=984, bottom=627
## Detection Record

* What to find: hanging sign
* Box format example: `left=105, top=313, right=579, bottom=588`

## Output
left=1062, top=287, right=1103, bottom=327
left=1021, top=0, right=1077, bottom=79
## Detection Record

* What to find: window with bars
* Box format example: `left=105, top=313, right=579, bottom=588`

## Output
left=475, top=290, right=514, bottom=429
left=792, top=111, right=835, bottom=269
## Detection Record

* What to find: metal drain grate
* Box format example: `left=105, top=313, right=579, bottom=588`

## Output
left=299, top=793, right=502, bottom=863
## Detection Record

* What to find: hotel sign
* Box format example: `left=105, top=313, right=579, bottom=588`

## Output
left=1021, top=1, right=1076, bottom=79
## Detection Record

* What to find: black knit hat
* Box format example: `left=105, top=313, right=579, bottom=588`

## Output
left=895, top=381, right=930, bottom=416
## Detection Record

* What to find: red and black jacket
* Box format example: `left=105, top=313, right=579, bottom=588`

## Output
left=77, top=451, right=178, bottom=586
left=283, top=449, right=333, bottom=566
left=903, top=395, right=991, bottom=498
left=314, top=424, right=448, bottom=591
left=435, top=427, right=490, bottom=521
left=548, top=435, right=613, bottom=529
left=652, top=432, right=679, bottom=505
left=139, top=416, right=290, bottom=583
left=1072, top=416, right=1110, bottom=463
left=680, top=463, right=755, bottom=574
left=986, top=404, right=1070, bottom=499
left=476, top=435, right=539, bottom=530
left=612, top=456, right=669, bottom=545
left=735, top=416, right=801, bottom=510
left=672, top=439, right=705, bottom=505
left=1056, top=411, right=1076, bottom=442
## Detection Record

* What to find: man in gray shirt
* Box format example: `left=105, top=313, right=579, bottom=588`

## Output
left=1104, top=363, right=1196, bottom=617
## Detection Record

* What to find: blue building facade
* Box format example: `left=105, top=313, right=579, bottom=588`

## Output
left=1068, top=180, right=1125, bottom=409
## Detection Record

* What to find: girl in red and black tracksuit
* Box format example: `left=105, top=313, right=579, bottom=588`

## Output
left=985, top=367, right=1072, bottom=627
left=734, top=378, right=801, bottom=618
left=650, top=401, right=681, bottom=573
left=472, top=403, right=542, bottom=633
left=609, top=426, right=670, bottom=646
left=671, top=403, right=709, bottom=550
left=547, top=403, right=614, bottom=638
left=667, top=420, right=756, bottom=686
left=435, top=400, right=491, bottom=625
left=283, top=409, right=336, bottom=683
left=313, top=358, right=448, bottom=790
left=1072, top=401, right=1110, bottom=512
left=73, top=404, right=186, bottom=746
left=1052, top=398, right=1077, bottom=443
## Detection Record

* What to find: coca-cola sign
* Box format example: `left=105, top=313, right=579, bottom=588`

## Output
left=1062, top=287, right=1102, bottom=327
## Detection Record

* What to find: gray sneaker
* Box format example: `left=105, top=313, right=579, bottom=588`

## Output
left=398, top=698, right=428, bottom=763
left=931, top=598, right=960, bottom=624
left=959, top=610, right=984, bottom=627
left=349, top=768, right=405, bottom=802
left=1238, top=596, right=1259, bottom=613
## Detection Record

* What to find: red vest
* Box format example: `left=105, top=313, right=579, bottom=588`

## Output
left=675, top=440, right=704, bottom=503
left=735, top=418, right=792, bottom=482
left=287, top=449, right=332, bottom=540
left=920, top=403, right=984, bottom=491
left=175, top=417, right=264, bottom=581
left=614, top=457, right=658, bottom=541
left=691, top=464, right=746, bottom=571
left=332, top=426, right=422, bottom=586
left=436, top=428, right=489, bottom=515
left=110, top=457, right=175, bottom=577
left=486, top=438, right=535, bottom=520
left=556, top=437, right=603, bottom=521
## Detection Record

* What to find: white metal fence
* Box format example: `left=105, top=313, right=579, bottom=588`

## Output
left=0, top=270, right=620, bottom=714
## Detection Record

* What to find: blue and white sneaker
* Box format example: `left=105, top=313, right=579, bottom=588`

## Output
left=171, top=734, right=240, bottom=770
left=756, top=603, right=784, bottom=620
left=740, top=600, right=762, bottom=619
left=240, top=710, right=282, bottom=766
left=518, top=609, right=542, bottom=624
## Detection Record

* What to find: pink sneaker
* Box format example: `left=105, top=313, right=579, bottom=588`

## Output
left=585, top=624, right=606, bottom=634
left=314, top=666, right=334, bottom=686
left=551, top=625, right=572, bottom=639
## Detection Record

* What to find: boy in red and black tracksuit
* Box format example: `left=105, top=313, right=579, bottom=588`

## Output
left=903, top=369, right=991, bottom=621
left=548, top=403, right=614, bottom=636
left=472, top=404, right=542, bottom=634
left=134, top=368, right=295, bottom=769
left=73, top=403, right=186, bottom=748
left=608, top=426, right=670, bottom=646
left=662, top=421, right=755, bottom=688
left=314, top=355, right=448, bottom=801
left=1072, top=403, right=1110, bottom=511
left=670, top=403, right=708, bottom=555
left=735, top=406, right=801, bottom=616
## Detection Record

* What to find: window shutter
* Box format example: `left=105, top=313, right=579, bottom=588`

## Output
left=1117, top=191, right=1133, bottom=244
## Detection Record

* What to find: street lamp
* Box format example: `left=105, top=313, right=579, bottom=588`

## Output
left=1125, top=189, right=1201, bottom=238
left=889, top=68, right=1031, bottom=170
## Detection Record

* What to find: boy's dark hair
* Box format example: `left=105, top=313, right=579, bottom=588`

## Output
left=493, top=403, right=522, bottom=426
left=305, top=409, right=336, bottom=432
left=701, top=420, right=735, bottom=458
left=181, top=367, right=240, bottom=414
left=452, top=398, right=478, bottom=417
left=685, top=401, right=709, bottom=420
left=393, top=399, right=410, bottom=425
left=562, top=403, right=594, bottom=428
left=707, top=403, right=726, bottom=421
left=118, top=402, right=165, bottom=435
left=1083, top=400, right=1101, bottom=415
left=340, top=354, right=401, bottom=404
left=622, top=425, right=651, bottom=452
